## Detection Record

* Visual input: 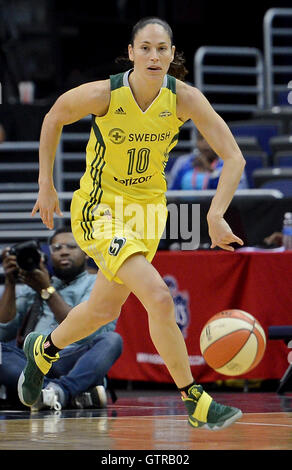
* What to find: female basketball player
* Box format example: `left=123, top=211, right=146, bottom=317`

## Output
left=18, top=17, right=245, bottom=429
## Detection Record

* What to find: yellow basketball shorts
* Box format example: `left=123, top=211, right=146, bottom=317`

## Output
left=70, top=190, right=168, bottom=284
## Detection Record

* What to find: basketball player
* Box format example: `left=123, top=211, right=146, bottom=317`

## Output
left=18, top=17, right=245, bottom=429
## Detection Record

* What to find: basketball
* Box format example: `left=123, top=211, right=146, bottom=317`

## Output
left=200, top=309, right=266, bottom=376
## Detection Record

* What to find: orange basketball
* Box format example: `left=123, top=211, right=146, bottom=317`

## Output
left=200, top=309, right=266, bottom=376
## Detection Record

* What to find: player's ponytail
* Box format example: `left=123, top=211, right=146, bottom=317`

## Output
left=168, top=50, right=188, bottom=81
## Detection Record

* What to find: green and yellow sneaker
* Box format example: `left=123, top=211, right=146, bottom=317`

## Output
left=182, top=384, right=242, bottom=430
left=17, top=332, right=59, bottom=407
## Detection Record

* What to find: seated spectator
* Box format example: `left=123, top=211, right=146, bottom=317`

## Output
left=169, top=132, right=248, bottom=190
left=0, top=227, right=123, bottom=411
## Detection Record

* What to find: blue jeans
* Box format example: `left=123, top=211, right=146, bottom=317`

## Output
left=0, top=332, right=122, bottom=405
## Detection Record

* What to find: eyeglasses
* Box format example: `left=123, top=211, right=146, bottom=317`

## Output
left=49, top=243, right=79, bottom=253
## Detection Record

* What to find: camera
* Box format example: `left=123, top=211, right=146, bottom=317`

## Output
left=10, top=241, right=41, bottom=271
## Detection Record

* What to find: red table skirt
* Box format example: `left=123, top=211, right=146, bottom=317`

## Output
left=108, top=250, right=292, bottom=383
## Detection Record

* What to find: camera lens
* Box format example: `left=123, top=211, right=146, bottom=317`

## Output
left=11, top=241, right=41, bottom=271
left=17, top=246, right=41, bottom=271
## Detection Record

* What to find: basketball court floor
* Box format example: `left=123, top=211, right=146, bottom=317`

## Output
left=0, top=389, right=292, bottom=454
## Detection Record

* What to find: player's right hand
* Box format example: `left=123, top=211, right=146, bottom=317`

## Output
left=31, top=185, right=63, bottom=230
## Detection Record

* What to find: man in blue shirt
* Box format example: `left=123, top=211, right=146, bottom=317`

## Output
left=0, top=227, right=123, bottom=411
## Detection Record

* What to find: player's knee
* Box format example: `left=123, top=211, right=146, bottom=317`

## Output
left=146, top=287, right=174, bottom=321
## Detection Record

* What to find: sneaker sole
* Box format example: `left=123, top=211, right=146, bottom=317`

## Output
left=95, top=385, right=107, bottom=408
left=189, top=409, right=243, bottom=430
left=17, top=371, right=28, bottom=406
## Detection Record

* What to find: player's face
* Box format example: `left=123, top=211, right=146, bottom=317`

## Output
left=128, top=23, right=175, bottom=80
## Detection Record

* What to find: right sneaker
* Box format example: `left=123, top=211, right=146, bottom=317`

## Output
left=72, top=385, right=107, bottom=409
left=182, top=384, right=242, bottom=430
left=17, top=332, right=60, bottom=407
left=31, top=386, right=62, bottom=412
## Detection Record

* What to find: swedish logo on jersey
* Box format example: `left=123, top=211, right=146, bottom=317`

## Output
left=164, top=275, right=190, bottom=338
left=108, top=236, right=126, bottom=256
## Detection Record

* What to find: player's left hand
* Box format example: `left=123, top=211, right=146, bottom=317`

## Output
left=208, top=217, right=243, bottom=251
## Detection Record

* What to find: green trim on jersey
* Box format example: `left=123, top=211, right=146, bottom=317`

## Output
left=91, top=115, right=106, bottom=147
left=110, top=72, right=124, bottom=91
left=81, top=117, right=106, bottom=241
left=169, top=131, right=180, bottom=146
left=110, top=71, right=176, bottom=93
left=166, top=75, right=176, bottom=94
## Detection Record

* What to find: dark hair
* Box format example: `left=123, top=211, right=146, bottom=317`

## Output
left=116, top=17, right=188, bottom=81
left=131, top=17, right=173, bottom=45
left=48, top=226, right=72, bottom=245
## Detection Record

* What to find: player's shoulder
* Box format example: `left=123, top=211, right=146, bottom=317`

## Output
left=176, top=80, right=206, bottom=121
left=86, top=79, right=111, bottom=102
left=80, top=79, right=111, bottom=116
left=176, top=80, right=203, bottom=103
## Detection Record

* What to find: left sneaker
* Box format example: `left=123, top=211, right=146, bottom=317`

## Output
left=17, top=332, right=60, bottom=407
left=182, top=383, right=242, bottom=430
left=72, top=385, right=107, bottom=409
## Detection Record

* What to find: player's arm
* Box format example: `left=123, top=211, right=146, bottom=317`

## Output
left=176, top=81, right=246, bottom=251
left=33, top=80, right=111, bottom=230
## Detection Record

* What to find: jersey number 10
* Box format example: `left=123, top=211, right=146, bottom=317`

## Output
left=127, top=148, right=150, bottom=175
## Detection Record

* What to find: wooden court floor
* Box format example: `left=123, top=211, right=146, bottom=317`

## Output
left=0, top=390, right=292, bottom=452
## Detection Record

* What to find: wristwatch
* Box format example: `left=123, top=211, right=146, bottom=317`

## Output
left=40, top=285, right=56, bottom=300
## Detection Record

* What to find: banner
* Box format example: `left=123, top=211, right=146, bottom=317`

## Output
left=109, top=251, right=292, bottom=383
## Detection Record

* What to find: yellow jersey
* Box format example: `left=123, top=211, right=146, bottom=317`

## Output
left=78, top=70, right=183, bottom=207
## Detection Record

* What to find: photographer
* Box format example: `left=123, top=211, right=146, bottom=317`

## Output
left=0, top=227, right=123, bottom=410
